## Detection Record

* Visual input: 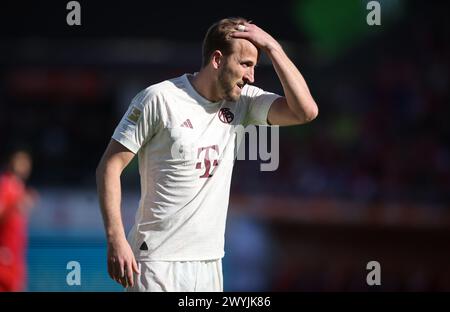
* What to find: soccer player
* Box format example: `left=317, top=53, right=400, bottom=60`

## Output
left=0, top=148, right=36, bottom=291
left=96, top=17, right=318, bottom=291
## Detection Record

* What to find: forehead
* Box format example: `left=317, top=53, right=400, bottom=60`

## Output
left=230, top=39, right=258, bottom=62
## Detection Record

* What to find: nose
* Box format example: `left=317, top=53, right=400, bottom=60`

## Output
left=243, top=67, right=255, bottom=84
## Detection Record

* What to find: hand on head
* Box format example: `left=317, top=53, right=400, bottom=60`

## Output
left=230, top=22, right=280, bottom=52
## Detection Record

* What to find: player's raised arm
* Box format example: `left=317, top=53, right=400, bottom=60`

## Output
left=231, top=22, right=318, bottom=126
left=96, top=139, right=140, bottom=288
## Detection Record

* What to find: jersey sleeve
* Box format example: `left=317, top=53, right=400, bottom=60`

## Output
left=242, top=85, right=281, bottom=126
left=112, top=89, right=161, bottom=153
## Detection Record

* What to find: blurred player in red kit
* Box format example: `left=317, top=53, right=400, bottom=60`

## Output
left=0, top=148, right=37, bottom=292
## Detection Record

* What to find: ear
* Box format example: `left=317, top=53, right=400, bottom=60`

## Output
left=211, top=50, right=223, bottom=70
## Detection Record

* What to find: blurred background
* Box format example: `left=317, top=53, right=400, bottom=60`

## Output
left=0, top=0, right=449, bottom=291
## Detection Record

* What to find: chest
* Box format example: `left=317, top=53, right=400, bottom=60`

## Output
left=150, top=101, right=244, bottom=164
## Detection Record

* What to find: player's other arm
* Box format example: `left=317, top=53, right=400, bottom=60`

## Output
left=231, top=23, right=318, bottom=126
left=96, top=139, right=139, bottom=288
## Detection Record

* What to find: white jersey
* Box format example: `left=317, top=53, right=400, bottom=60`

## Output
left=112, top=73, right=280, bottom=261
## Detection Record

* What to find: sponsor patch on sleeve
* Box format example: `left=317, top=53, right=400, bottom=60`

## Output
left=126, top=107, right=142, bottom=123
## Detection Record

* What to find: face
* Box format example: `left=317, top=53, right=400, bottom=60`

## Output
left=217, top=39, right=258, bottom=102
left=9, top=151, right=32, bottom=181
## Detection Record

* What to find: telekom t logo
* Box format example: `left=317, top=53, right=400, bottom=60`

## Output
left=196, top=145, right=219, bottom=178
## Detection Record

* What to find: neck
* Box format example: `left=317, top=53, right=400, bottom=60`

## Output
left=189, top=69, right=221, bottom=102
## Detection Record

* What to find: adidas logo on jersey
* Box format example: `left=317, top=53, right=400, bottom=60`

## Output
left=180, top=119, right=193, bottom=129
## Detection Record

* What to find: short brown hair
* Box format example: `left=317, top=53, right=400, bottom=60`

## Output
left=201, top=17, right=250, bottom=67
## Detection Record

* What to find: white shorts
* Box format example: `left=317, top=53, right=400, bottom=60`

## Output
left=126, top=259, right=223, bottom=292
